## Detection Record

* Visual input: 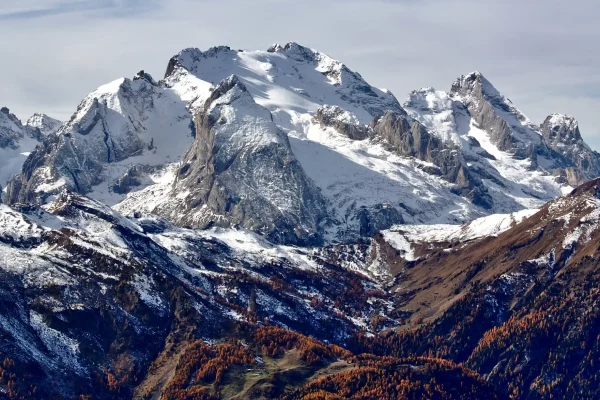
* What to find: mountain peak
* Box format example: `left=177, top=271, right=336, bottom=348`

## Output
left=165, top=46, right=235, bottom=78
left=0, top=106, right=22, bottom=124
left=203, top=74, right=251, bottom=111
left=541, top=114, right=581, bottom=142
left=539, top=113, right=598, bottom=186
left=0, top=106, right=25, bottom=134
left=450, top=71, right=502, bottom=100
left=267, top=41, right=325, bottom=63
left=25, top=113, right=62, bottom=137
left=268, top=41, right=309, bottom=52
left=542, top=113, right=584, bottom=143
left=133, top=69, right=157, bottom=85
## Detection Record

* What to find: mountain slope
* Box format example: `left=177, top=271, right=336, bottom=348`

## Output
left=350, top=177, right=600, bottom=399
left=0, top=190, right=399, bottom=398
left=7, top=44, right=599, bottom=245
left=0, top=107, right=61, bottom=196
left=154, top=75, right=329, bottom=246
left=6, top=73, right=194, bottom=206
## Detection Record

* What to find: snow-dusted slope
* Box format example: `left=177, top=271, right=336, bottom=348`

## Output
left=25, top=113, right=62, bottom=137
left=149, top=75, right=328, bottom=245
left=382, top=208, right=538, bottom=261
left=6, top=72, right=194, bottom=205
left=164, top=43, right=402, bottom=125
left=0, top=107, right=61, bottom=195
left=0, top=190, right=395, bottom=395
left=7, top=43, right=599, bottom=245
left=402, top=73, right=597, bottom=214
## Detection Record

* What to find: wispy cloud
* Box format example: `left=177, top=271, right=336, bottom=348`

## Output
left=0, top=0, right=160, bottom=20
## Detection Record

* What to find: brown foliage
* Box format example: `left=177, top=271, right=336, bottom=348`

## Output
left=162, top=340, right=255, bottom=400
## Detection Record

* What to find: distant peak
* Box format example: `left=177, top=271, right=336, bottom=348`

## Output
left=268, top=41, right=309, bottom=53
left=541, top=113, right=582, bottom=144
left=133, top=70, right=156, bottom=84
left=466, top=70, right=483, bottom=78
left=545, top=113, right=577, bottom=125
left=25, top=113, right=62, bottom=136
left=204, top=75, right=249, bottom=109
left=452, top=71, right=488, bottom=87
left=267, top=42, right=325, bottom=63
left=450, top=70, right=503, bottom=101
left=165, top=46, right=235, bottom=78
left=267, top=43, right=284, bottom=53
left=0, top=107, right=22, bottom=125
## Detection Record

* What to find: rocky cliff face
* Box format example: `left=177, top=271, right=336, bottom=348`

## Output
left=0, top=108, right=62, bottom=198
left=371, top=110, right=493, bottom=209
left=314, top=105, right=369, bottom=140
left=0, top=107, right=27, bottom=148
left=540, top=114, right=600, bottom=185
left=6, top=74, right=194, bottom=205
left=450, top=72, right=544, bottom=161
left=25, top=113, right=62, bottom=139
left=5, top=45, right=600, bottom=246
left=155, top=75, right=329, bottom=246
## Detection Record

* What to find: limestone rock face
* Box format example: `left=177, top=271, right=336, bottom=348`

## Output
left=156, top=75, right=329, bottom=246
left=371, top=111, right=493, bottom=209
left=6, top=75, right=193, bottom=205
left=25, top=113, right=62, bottom=139
left=314, top=105, right=369, bottom=140
left=541, top=114, right=600, bottom=185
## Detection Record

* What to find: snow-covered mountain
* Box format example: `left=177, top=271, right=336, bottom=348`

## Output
left=3, top=42, right=600, bottom=399
left=6, top=72, right=194, bottom=205
left=154, top=75, right=329, bottom=245
left=0, top=107, right=61, bottom=196
left=5, top=43, right=600, bottom=245
left=402, top=72, right=599, bottom=214
left=0, top=191, right=393, bottom=397
left=25, top=113, right=62, bottom=138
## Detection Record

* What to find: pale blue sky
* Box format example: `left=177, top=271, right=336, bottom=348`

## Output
left=1, top=0, right=599, bottom=148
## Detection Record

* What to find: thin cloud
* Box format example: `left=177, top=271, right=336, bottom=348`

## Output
left=0, top=0, right=159, bottom=20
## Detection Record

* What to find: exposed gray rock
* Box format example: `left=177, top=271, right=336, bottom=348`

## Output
left=112, top=164, right=160, bottom=194
left=0, top=107, right=26, bottom=149
left=450, top=72, right=544, bottom=161
left=371, top=111, right=493, bottom=209
left=357, top=204, right=404, bottom=237
left=314, top=105, right=369, bottom=140
left=25, top=113, right=62, bottom=139
left=541, top=114, right=600, bottom=185
left=155, top=75, right=329, bottom=246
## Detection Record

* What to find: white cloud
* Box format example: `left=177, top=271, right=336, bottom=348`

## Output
left=1, top=0, right=599, bottom=148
